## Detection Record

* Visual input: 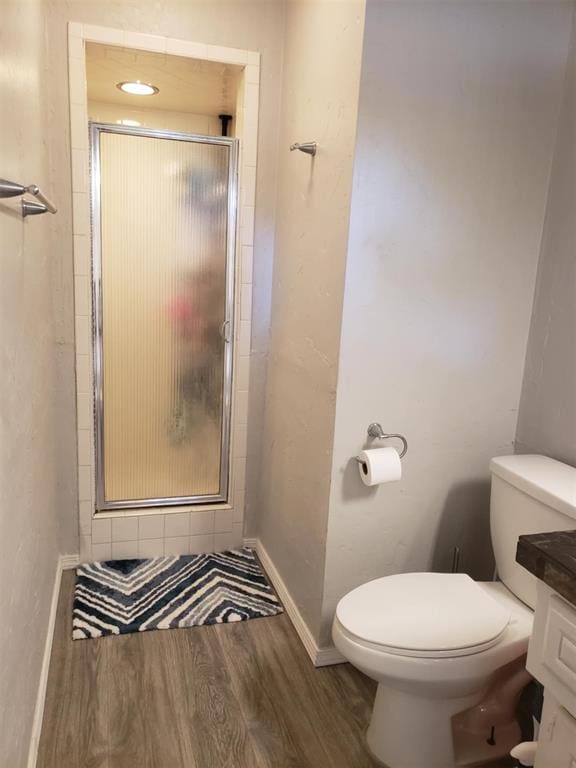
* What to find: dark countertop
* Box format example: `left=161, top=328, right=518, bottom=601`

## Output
left=516, top=531, right=576, bottom=607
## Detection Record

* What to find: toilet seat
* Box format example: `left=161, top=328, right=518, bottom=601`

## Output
left=335, top=573, right=511, bottom=658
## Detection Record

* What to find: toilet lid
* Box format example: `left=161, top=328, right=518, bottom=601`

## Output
left=336, top=573, right=511, bottom=656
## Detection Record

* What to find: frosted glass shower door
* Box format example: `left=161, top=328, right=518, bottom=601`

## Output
left=92, top=124, right=237, bottom=509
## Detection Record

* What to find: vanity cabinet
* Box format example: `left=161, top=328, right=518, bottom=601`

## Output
left=526, top=580, right=576, bottom=766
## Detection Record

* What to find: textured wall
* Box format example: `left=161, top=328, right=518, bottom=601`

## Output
left=257, top=0, right=366, bottom=641
left=0, top=1, right=77, bottom=764
left=516, top=8, right=576, bottom=466
left=320, top=0, right=573, bottom=645
left=0, top=0, right=285, bottom=760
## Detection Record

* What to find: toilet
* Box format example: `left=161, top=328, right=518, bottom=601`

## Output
left=333, top=455, right=576, bottom=768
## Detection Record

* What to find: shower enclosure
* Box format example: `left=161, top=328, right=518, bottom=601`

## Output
left=91, top=123, right=237, bottom=510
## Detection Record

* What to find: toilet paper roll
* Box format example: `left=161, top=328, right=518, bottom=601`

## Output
left=357, top=447, right=402, bottom=486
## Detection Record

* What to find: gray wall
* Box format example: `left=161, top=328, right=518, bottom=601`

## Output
left=321, top=0, right=573, bottom=645
left=1, top=0, right=287, bottom=760
left=516, top=8, right=576, bottom=466
left=256, top=0, right=366, bottom=641
left=0, top=1, right=78, bottom=764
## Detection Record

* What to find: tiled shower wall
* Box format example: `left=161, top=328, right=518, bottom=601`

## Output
left=68, top=23, right=259, bottom=561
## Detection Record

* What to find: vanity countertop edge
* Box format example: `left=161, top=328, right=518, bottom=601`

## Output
left=516, top=530, right=576, bottom=608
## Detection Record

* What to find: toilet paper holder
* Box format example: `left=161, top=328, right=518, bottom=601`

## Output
left=355, top=423, right=408, bottom=459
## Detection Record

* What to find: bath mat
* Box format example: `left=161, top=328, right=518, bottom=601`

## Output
left=72, top=548, right=283, bottom=640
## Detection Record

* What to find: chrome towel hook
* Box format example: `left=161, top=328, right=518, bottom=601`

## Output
left=289, top=142, right=317, bottom=156
left=366, top=422, right=408, bottom=458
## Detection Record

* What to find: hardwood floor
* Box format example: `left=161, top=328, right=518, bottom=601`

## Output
left=37, top=570, right=380, bottom=768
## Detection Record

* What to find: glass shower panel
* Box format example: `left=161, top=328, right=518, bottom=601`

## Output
left=96, top=129, right=231, bottom=507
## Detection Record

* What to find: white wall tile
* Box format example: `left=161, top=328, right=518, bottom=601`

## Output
left=215, top=509, right=234, bottom=533
left=74, top=275, right=91, bottom=317
left=233, top=490, right=245, bottom=523
left=164, top=536, right=189, bottom=556
left=92, top=517, right=111, bottom=544
left=78, top=465, right=91, bottom=501
left=76, top=354, right=91, bottom=394
left=68, top=34, right=84, bottom=60
left=73, top=234, right=90, bottom=275
left=238, top=320, right=251, bottom=356
left=75, top=316, right=90, bottom=353
left=240, top=205, right=255, bottom=232
left=71, top=148, right=88, bottom=193
left=69, top=61, right=87, bottom=107
left=70, top=104, right=89, bottom=151
left=236, top=356, right=250, bottom=390
left=233, top=457, right=247, bottom=492
left=240, top=247, right=253, bottom=286
left=214, top=531, right=237, bottom=551
left=244, top=83, right=260, bottom=117
left=246, top=51, right=260, bottom=66
left=243, top=103, right=258, bottom=130
left=189, top=510, right=214, bottom=535
left=68, top=22, right=83, bottom=37
left=164, top=512, right=189, bottom=538
left=166, top=39, right=207, bottom=59
left=76, top=392, right=91, bottom=430
left=112, top=540, right=139, bottom=559
left=124, top=30, right=166, bottom=53
left=236, top=390, right=249, bottom=425
left=112, top=517, right=139, bottom=542
left=77, top=428, right=92, bottom=465
left=70, top=34, right=260, bottom=568
left=244, top=64, right=260, bottom=85
left=240, top=166, right=256, bottom=207
left=79, top=534, right=92, bottom=562
left=138, top=515, right=164, bottom=540
left=91, top=542, right=111, bottom=562
left=205, top=45, right=247, bottom=65
left=189, top=534, right=214, bottom=554
left=240, top=225, right=254, bottom=247
left=231, top=523, right=244, bottom=548
left=233, top=424, right=248, bottom=458
left=72, top=192, right=89, bottom=235
left=83, top=24, right=125, bottom=45
left=240, top=284, right=252, bottom=320
left=242, top=125, right=258, bottom=166
left=79, top=500, right=92, bottom=535
left=138, top=539, right=165, bottom=559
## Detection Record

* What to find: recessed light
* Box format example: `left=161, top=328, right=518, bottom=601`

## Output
left=116, top=81, right=159, bottom=96
left=116, top=119, right=141, bottom=127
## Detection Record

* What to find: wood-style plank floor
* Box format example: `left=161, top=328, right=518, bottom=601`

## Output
left=37, top=570, right=380, bottom=768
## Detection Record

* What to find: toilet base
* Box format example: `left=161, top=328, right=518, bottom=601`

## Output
left=366, top=683, right=484, bottom=768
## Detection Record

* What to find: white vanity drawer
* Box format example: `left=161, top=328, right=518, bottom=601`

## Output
left=542, top=596, right=576, bottom=692
left=535, top=699, right=576, bottom=768
left=528, top=583, right=576, bottom=721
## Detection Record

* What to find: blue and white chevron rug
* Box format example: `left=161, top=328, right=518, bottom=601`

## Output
left=72, top=548, right=283, bottom=640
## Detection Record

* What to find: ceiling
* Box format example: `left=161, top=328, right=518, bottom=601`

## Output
left=86, top=43, right=241, bottom=116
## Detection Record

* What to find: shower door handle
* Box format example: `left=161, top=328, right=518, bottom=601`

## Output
left=220, top=319, right=231, bottom=343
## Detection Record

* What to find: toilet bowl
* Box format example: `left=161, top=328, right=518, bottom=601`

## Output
left=332, top=454, right=576, bottom=768
left=333, top=575, right=533, bottom=768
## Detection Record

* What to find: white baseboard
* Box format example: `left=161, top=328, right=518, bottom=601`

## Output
left=61, top=553, right=80, bottom=570
left=27, top=552, right=78, bottom=768
left=244, top=537, right=346, bottom=668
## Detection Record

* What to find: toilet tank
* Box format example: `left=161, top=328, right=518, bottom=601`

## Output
left=490, top=455, right=576, bottom=609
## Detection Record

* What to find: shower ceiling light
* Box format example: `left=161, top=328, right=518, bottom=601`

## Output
left=116, top=81, right=159, bottom=96
left=117, top=119, right=141, bottom=127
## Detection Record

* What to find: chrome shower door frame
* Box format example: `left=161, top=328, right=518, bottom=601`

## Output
left=90, top=123, right=238, bottom=511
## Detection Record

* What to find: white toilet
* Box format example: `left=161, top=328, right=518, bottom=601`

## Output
left=333, top=455, right=576, bottom=768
